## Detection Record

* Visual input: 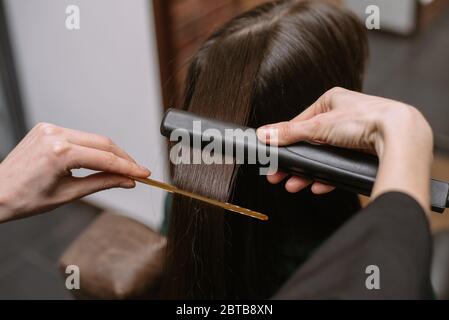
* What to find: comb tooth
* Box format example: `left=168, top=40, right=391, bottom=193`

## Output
left=130, top=177, right=269, bottom=221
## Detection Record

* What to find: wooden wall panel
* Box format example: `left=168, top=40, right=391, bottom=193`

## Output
left=154, top=0, right=267, bottom=107
left=170, top=0, right=240, bottom=101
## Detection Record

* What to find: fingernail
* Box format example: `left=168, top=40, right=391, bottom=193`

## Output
left=257, top=126, right=271, bottom=143
left=139, top=165, right=151, bottom=175
left=120, top=179, right=136, bottom=189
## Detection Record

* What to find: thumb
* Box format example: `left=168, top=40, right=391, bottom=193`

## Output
left=257, top=120, right=316, bottom=146
left=61, top=172, right=137, bottom=200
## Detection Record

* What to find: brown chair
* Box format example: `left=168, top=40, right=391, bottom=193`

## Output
left=59, top=212, right=166, bottom=299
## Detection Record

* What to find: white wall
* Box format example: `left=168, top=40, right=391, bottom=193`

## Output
left=344, top=0, right=417, bottom=35
left=4, top=0, right=168, bottom=229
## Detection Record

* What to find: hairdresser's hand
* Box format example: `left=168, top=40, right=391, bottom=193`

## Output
left=0, top=123, right=150, bottom=223
left=257, top=87, right=433, bottom=210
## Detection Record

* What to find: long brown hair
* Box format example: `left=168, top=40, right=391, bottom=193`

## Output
left=163, top=0, right=368, bottom=299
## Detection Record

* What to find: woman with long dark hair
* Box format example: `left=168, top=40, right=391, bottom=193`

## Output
left=163, top=0, right=369, bottom=299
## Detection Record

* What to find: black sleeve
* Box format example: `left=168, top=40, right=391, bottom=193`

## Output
left=273, top=192, right=434, bottom=299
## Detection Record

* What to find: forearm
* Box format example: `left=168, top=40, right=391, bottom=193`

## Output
left=0, top=166, right=11, bottom=223
left=0, top=193, right=13, bottom=223
left=0, top=202, right=11, bottom=223
left=272, top=96, right=435, bottom=299
left=0, top=165, right=20, bottom=223
left=372, top=107, right=434, bottom=212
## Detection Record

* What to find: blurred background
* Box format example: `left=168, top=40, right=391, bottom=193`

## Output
left=0, top=0, right=448, bottom=299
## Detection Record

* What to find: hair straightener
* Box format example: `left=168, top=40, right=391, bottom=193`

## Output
left=160, top=108, right=449, bottom=214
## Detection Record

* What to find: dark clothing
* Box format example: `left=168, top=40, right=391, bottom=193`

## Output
left=274, top=192, right=434, bottom=299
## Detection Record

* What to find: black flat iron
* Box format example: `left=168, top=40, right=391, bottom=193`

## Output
left=161, top=108, right=449, bottom=214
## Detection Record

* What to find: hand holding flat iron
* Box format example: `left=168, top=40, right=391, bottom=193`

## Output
left=257, top=87, right=433, bottom=211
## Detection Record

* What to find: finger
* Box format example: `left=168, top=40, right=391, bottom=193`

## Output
left=311, top=182, right=336, bottom=195
left=62, top=128, right=136, bottom=163
left=257, top=118, right=318, bottom=146
left=67, top=144, right=150, bottom=178
left=285, top=176, right=313, bottom=193
left=256, top=87, right=349, bottom=145
left=267, top=171, right=288, bottom=184
left=57, top=172, right=136, bottom=201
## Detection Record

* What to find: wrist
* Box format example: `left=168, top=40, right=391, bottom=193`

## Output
left=375, top=104, right=433, bottom=162
left=371, top=104, right=434, bottom=212
left=0, top=166, right=18, bottom=223
left=0, top=190, right=14, bottom=223
left=0, top=200, right=10, bottom=224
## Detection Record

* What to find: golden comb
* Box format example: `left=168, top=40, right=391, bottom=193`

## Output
left=130, top=177, right=268, bottom=221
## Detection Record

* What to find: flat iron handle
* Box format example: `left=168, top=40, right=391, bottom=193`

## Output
left=161, top=108, right=449, bottom=213
left=279, top=143, right=448, bottom=213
